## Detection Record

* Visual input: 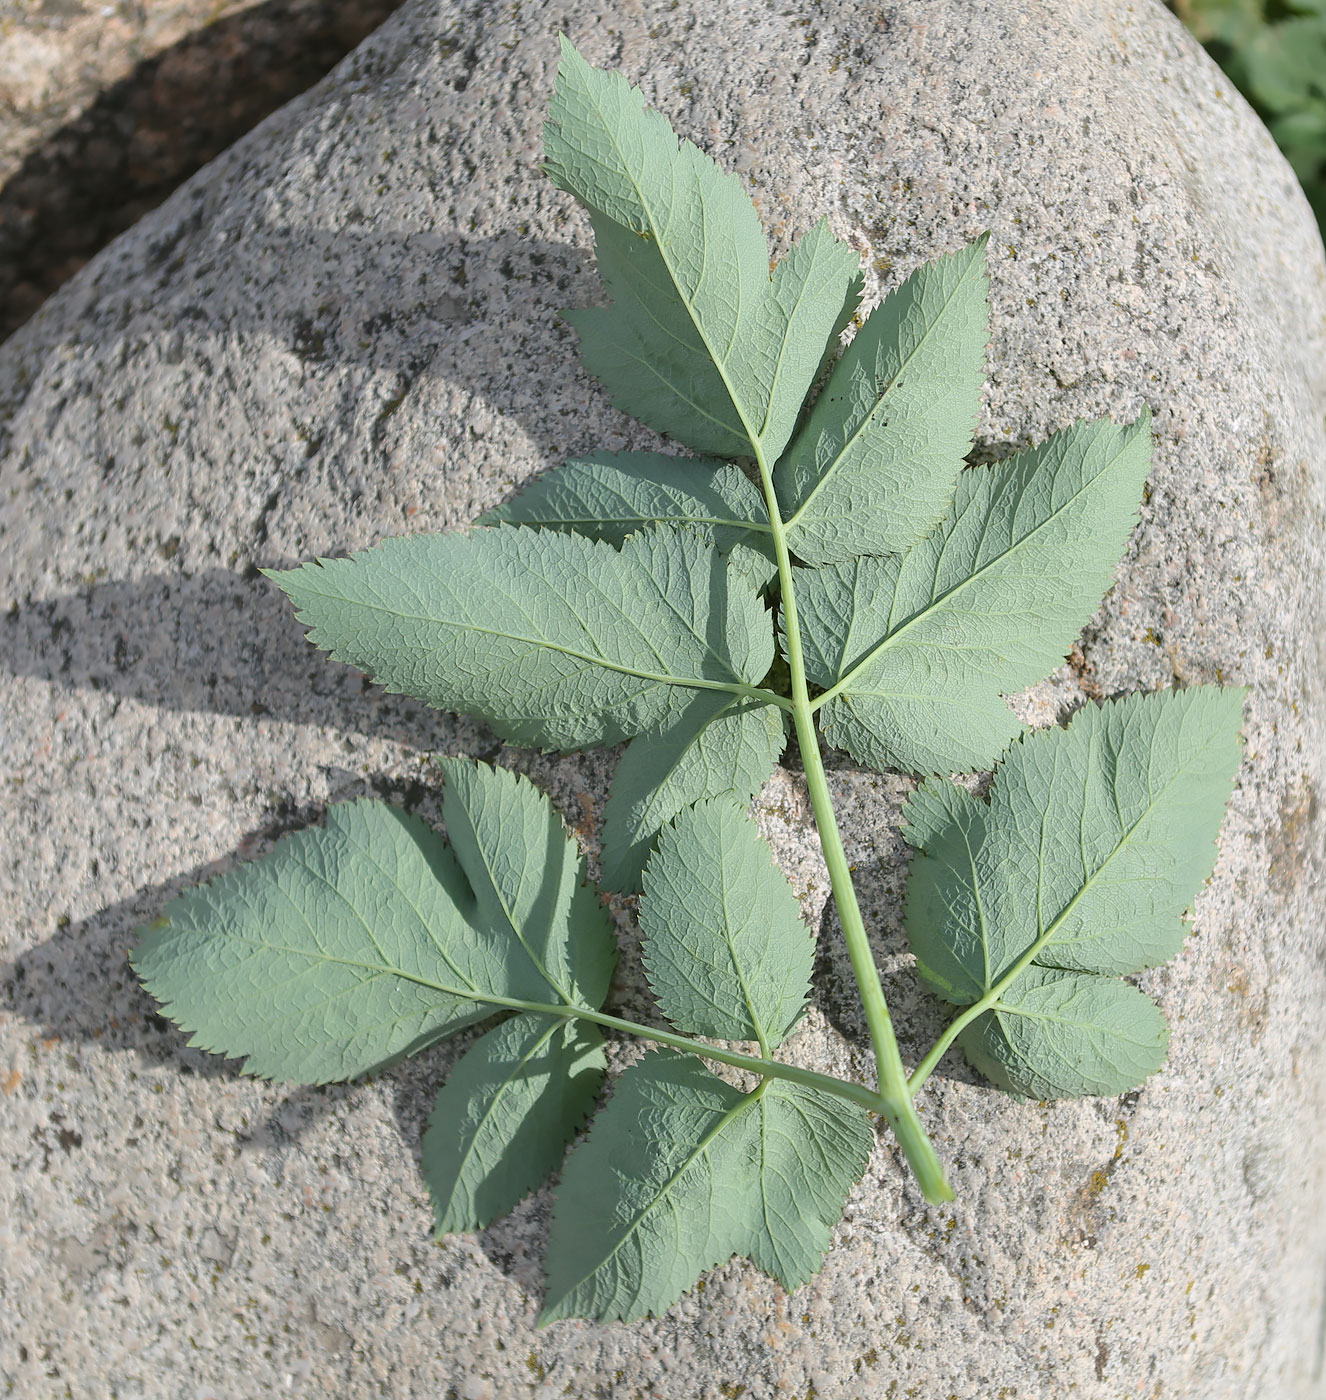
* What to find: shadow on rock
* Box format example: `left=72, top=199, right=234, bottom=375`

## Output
left=139, top=226, right=595, bottom=463
left=3, top=831, right=276, bottom=1083
left=811, top=888, right=982, bottom=1090
left=1, top=772, right=453, bottom=1141
left=0, top=0, right=412, bottom=340
left=0, top=566, right=497, bottom=751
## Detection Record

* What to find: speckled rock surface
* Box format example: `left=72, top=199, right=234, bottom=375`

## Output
left=0, top=0, right=406, bottom=338
left=2, top=1, right=1325, bottom=1395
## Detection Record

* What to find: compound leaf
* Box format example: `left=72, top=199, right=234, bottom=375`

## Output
left=599, top=692, right=786, bottom=893
left=956, top=968, right=1169, bottom=1100
left=540, top=1053, right=871, bottom=1323
left=423, top=1014, right=607, bottom=1234
left=903, top=687, right=1244, bottom=1098
left=778, top=238, right=990, bottom=565
left=271, top=525, right=773, bottom=752
left=799, top=413, right=1154, bottom=775
left=132, top=767, right=616, bottom=1083
left=546, top=39, right=859, bottom=460
left=640, top=798, right=811, bottom=1047
left=129, top=38, right=1261, bottom=1314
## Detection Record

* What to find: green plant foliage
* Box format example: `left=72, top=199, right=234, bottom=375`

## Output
left=481, top=447, right=778, bottom=589
left=273, top=525, right=774, bottom=752
left=132, top=801, right=487, bottom=1083
left=902, top=688, right=1245, bottom=1095
left=482, top=450, right=769, bottom=556
left=776, top=238, right=990, bottom=566
left=131, top=763, right=616, bottom=1084
left=423, top=1014, right=607, bottom=1234
left=132, top=38, right=1249, bottom=1326
left=1177, top=0, right=1326, bottom=226
left=955, top=968, right=1170, bottom=1100
left=598, top=693, right=786, bottom=892
left=795, top=415, right=1154, bottom=775
left=434, top=758, right=616, bottom=1009
left=640, top=798, right=812, bottom=1047
left=540, top=1053, right=873, bottom=1323
left=544, top=36, right=861, bottom=461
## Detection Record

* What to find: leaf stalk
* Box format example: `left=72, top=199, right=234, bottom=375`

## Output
left=461, top=992, right=885, bottom=1113
left=752, top=443, right=954, bottom=1205
left=567, top=1005, right=881, bottom=1111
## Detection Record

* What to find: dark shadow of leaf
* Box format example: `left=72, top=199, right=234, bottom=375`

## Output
left=0, top=566, right=511, bottom=750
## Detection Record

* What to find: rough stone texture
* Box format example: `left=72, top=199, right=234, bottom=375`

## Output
left=0, top=0, right=406, bottom=339
left=2, top=0, right=1325, bottom=1395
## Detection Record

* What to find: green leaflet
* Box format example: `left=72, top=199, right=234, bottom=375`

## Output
left=436, top=758, right=614, bottom=1010
left=798, top=414, right=1154, bottom=774
left=271, top=525, right=774, bottom=752
left=956, top=969, right=1170, bottom=1100
left=598, top=693, right=786, bottom=893
left=546, top=38, right=860, bottom=460
left=640, top=798, right=811, bottom=1048
left=903, top=687, right=1246, bottom=997
left=540, top=1053, right=872, bottom=1323
left=903, top=688, right=1244, bottom=1096
left=423, top=1014, right=607, bottom=1234
left=777, top=238, right=990, bottom=565
left=481, top=451, right=768, bottom=551
left=481, top=450, right=776, bottom=586
left=130, top=767, right=617, bottom=1083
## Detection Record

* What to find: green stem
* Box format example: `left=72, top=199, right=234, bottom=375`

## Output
left=752, top=446, right=953, bottom=1205
left=908, top=1000, right=985, bottom=1098
left=569, top=1006, right=881, bottom=1112
left=590, top=207, right=951, bottom=1194
left=487, top=993, right=885, bottom=1113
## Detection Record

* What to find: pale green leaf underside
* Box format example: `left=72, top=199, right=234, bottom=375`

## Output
left=481, top=450, right=768, bottom=549
left=271, top=525, right=773, bottom=753
left=481, top=451, right=775, bottom=583
left=640, top=798, right=812, bottom=1047
left=798, top=413, right=1154, bottom=774
left=957, top=968, right=1170, bottom=1100
left=903, top=686, right=1245, bottom=1002
left=423, top=1014, right=606, bottom=1234
left=903, top=688, right=1243, bottom=1098
left=131, top=768, right=616, bottom=1083
left=436, top=758, right=615, bottom=1010
left=540, top=1053, right=872, bottom=1323
left=546, top=38, right=859, bottom=459
left=777, top=237, right=990, bottom=565
left=133, top=801, right=484, bottom=1083
left=599, top=693, right=786, bottom=892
